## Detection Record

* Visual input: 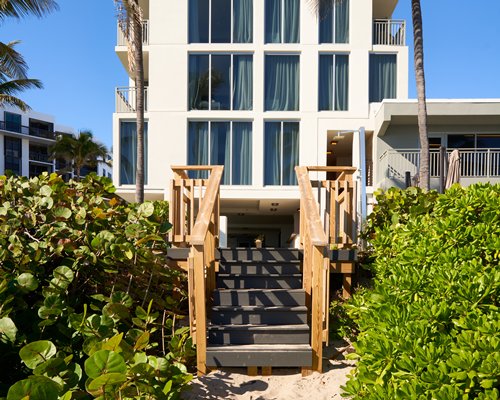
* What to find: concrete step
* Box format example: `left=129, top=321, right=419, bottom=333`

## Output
left=211, top=305, right=308, bottom=325
left=217, top=274, right=302, bottom=289
left=219, top=261, right=301, bottom=275
left=206, top=344, right=313, bottom=367
left=219, top=248, right=302, bottom=262
left=208, top=324, right=310, bottom=345
left=214, top=289, right=306, bottom=307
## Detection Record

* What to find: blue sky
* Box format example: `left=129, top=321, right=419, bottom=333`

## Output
left=3, top=0, right=500, bottom=149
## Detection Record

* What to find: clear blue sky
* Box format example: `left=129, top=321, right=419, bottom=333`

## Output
left=3, top=0, right=500, bottom=149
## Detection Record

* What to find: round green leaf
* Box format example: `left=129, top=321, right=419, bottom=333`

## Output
left=39, top=185, right=53, bottom=196
left=53, top=207, right=72, bottom=219
left=87, top=373, right=127, bottom=391
left=84, top=350, right=127, bottom=379
left=137, top=202, right=154, bottom=217
left=33, top=358, right=65, bottom=377
left=0, top=317, right=17, bottom=342
left=19, top=340, right=57, bottom=369
left=7, top=376, right=60, bottom=400
left=17, top=272, right=39, bottom=291
left=51, top=266, right=74, bottom=289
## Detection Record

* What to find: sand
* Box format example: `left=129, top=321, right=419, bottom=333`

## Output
left=182, top=341, right=356, bottom=400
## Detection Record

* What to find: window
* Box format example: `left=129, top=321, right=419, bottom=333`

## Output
left=120, top=121, right=148, bottom=185
left=29, top=164, right=52, bottom=178
left=264, top=121, right=299, bottom=185
left=4, top=112, right=22, bottom=133
left=319, top=54, right=349, bottom=111
left=265, top=0, right=300, bottom=43
left=369, top=54, right=397, bottom=102
left=319, top=0, right=349, bottom=43
left=4, top=137, right=22, bottom=175
left=189, top=0, right=253, bottom=43
left=188, top=121, right=252, bottom=185
left=189, top=54, right=253, bottom=110
left=265, top=55, right=299, bottom=111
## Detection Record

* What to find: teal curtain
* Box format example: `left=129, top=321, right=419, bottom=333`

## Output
left=234, top=0, right=253, bottom=43
left=369, top=54, right=397, bottom=102
left=265, top=55, right=299, bottom=111
left=232, top=122, right=252, bottom=185
left=188, top=121, right=209, bottom=179
left=120, top=121, right=148, bottom=185
left=284, top=0, right=300, bottom=43
left=282, top=122, right=299, bottom=185
left=265, top=0, right=281, bottom=43
left=335, top=55, right=348, bottom=110
left=319, top=55, right=333, bottom=111
left=233, top=55, right=253, bottom=110
left=210, top=122, right=231, bottom=184
left=264, top=122, right=281, bottom=185
left=335, top=0, right=349, bottom=43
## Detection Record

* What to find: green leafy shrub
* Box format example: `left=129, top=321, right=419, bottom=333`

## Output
left=343, top=184, right=500, bottom=399
left=0, top=173, right=193, bottom=399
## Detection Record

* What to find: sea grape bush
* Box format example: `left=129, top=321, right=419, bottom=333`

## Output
left=0, top=173, right=193, bottom=399
left=343, top=184, right=500, bottom=399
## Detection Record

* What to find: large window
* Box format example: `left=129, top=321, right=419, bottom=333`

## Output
left=369, top=54, right=397, bottom=103
left=189, top=54, right=253, bottom=111
left=265, top=55, right=299, bottom=111
left=120, top=121, right=148, bottom=185
left=189, top=0, right=253, bottom=43
left=4, top=137, right=22, bottom=175
left=319, top=0, right=349, bottom=43
left=188, top=121, right=252, bottom=185
left=4, top=112, right=22, bottom=133
left=265, top=0, right=300, bottom=43
left=319, top=54, right=348, bottom=111
left=264, top=121, right=299, bottom=185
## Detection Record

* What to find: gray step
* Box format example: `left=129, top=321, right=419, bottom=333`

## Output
left=219, top=248, right=301, bottom=262
left=208, top=324, right=310, bottom=345
left=217, top=274, right=302, bottom=289
left=206, top=344, right=313, bottom=367
left=219, top=261, right=301, bottom=275
left=211, top=306, right=308, bottom=325
left=214, top=289, right=306, bottom=306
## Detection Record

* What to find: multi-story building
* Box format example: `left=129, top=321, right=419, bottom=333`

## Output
left=112, top=0, right=500, bottom=246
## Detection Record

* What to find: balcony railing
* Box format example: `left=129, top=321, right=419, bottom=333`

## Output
left=117, top=20, right=149, bottom=46
left=379, top=148, right=500, bottom=182
left=116, top=86, right=148, bottom=113
left=29, top=152, right=51, bottom=163
left=0, top=120, right=56, bottom=140
left=373, top=19, right=406, bottom=46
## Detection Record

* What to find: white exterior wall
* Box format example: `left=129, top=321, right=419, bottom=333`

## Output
left=113, top=0, right=408, bottom=204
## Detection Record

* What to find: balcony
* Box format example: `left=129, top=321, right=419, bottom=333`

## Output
left=29, top=152, right=52, bottom=163
left=117, top=20, right=149, bottom=46
left=373, top=19, right=406, bottom=46
left=116, top=86, right=149, bottom=113
left=0, top=120, right=56, bottom=140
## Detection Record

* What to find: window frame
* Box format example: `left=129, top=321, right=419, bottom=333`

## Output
left=4, top=136, right=22, bottom=175
left=318, top=52, right=349, bottom=111
left=119, top=120, right=149, bottom=186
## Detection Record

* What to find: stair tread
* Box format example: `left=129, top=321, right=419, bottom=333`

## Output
left=209, top=324, right=309, bottom=330
left=215, top=288, right=305, bottom=292
left=218, top=273, right=302, bottom=277
left=207, top=344, right=312, bottom=351
left=220, top=260, right=301, bottom=264
left=212, top=305, right=307, bottom=311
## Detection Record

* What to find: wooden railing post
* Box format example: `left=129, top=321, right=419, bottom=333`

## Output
left=192, top=245, right=207, bottom=376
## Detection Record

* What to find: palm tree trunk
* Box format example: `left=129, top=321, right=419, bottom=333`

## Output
left=412, top=0, right=429, bottom=190
left=133, top=5, right=145, bottom=203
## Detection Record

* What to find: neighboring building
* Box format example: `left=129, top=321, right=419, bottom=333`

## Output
left=112, top=0, right=499, bottom=245
left=0, top=107, right=112, bottom=180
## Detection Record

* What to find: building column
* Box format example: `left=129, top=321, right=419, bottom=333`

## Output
left=21, top=139, right=30, bottom=177
left=0, top=134, right=4, bottom=175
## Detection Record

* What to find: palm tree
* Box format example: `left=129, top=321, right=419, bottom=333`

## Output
left=411, top=0, right=429, bottom=190
left=0, top=40, right=42, bottom=111
left=50, top=131, right=108, bottom=180
left=0, top=0, right=58, bottom=20
left=114, top=0, right=145, bottom=203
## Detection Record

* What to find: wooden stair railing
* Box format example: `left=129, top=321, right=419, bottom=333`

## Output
left=169, top=165, right=223, bottom=376
left=296, top=166, right=357, bottom=375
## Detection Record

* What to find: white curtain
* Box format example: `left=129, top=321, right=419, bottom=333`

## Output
left=264, top=122, right=281, bottom=185
left=188, top=121, right=209, bottom=178
left=232, top=122, right=252, bottom=185
left=265, top=55, right=299, bottom=111
left=335, top=55, right=349, bottom=110
left=319, top=55, right=333, bottom=110
left=369, top=54, right=397, bottom=102
left=335, top=0, right=349, bottom=43
left=282, top=122, right=299, bottom=185
left=188, top=0, right=208, bottom=43
left=284, top=0, right=300, bottom=43
left=210, top=122, right=231, bottom=184
left=234, top=0, right=253, bottom=43
left=265, top=0, right=281, bottom=43
left=233, top=55, right=253, bottom=110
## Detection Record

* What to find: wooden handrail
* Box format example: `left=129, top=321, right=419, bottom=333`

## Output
left=305, top=166, right=357, bottom=173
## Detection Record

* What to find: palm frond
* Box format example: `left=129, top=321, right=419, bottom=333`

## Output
left=0, top=93, right=30, bottom=111
left=0, top=40, right=28, bottom=80
left=114, top=0, right=143, bottom=74
left=0, top=77, right=42, bottom=96
left=308, top=0, right=343, bottom=18
left=0, top=0, right=59, bottom=21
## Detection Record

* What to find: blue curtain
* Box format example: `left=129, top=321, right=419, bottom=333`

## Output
left=189, top=0, right=209, bottom=43
left=319, top=0, right=349, bottom=43
left=282, top=122, right=299, bottom=185
left=233, top=55, right=253, bottom=110
left=232, top=122, right=252, bottom=185
left=264, top=122, right=281, bottom=185
left=120, top=121, right=148, bottom=185
left=265, top=55, right=299, bottom=111
left=335, top=0, right=349, bottom=43
left=210, top=122, right=231, bottom=184
left=319, top=55, right=333, bottom=111
left=188, top=121, right=209, bottom=179
left=319, top=2, right=332, bottom=43
left=234, top=0, right=253, bottom=43
left=284, top=0, right=300, bottom=43
left=335, top=55, right=348, bottom=110
left=369, top=54, right=397, bottom=102
left=265, top=0, right=281, bottom=43
left=188, top=55, right=209, bottom=110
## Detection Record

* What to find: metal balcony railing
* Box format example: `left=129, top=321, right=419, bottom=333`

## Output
left=373, top=19, right=406, bottom=46
left=0, top=120, right=56, bottom=140
left=29, top=152, right=51, bottom=163
left=115, top=86, right=148, bottom=113
left=117, top=20, right=149, bottom=46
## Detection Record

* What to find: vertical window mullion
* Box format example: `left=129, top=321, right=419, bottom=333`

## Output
left=208, top=0, right=212, bottom=42
left=208, top=121, right=212, bottom=167
left=230, top=54, right=234, bottom=110
left=332, top=0, right=336, bottom=43
left=280, top=121, right=284, bottom=185
left=230, top=0, right=234, bottom=43
left=281, top=0, right=284, bottom=43
left=332, top=55, right=336, bottom=110
left=229, top=121, right=233, bottom=184
left=208, top=54, right=212, bottom=110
